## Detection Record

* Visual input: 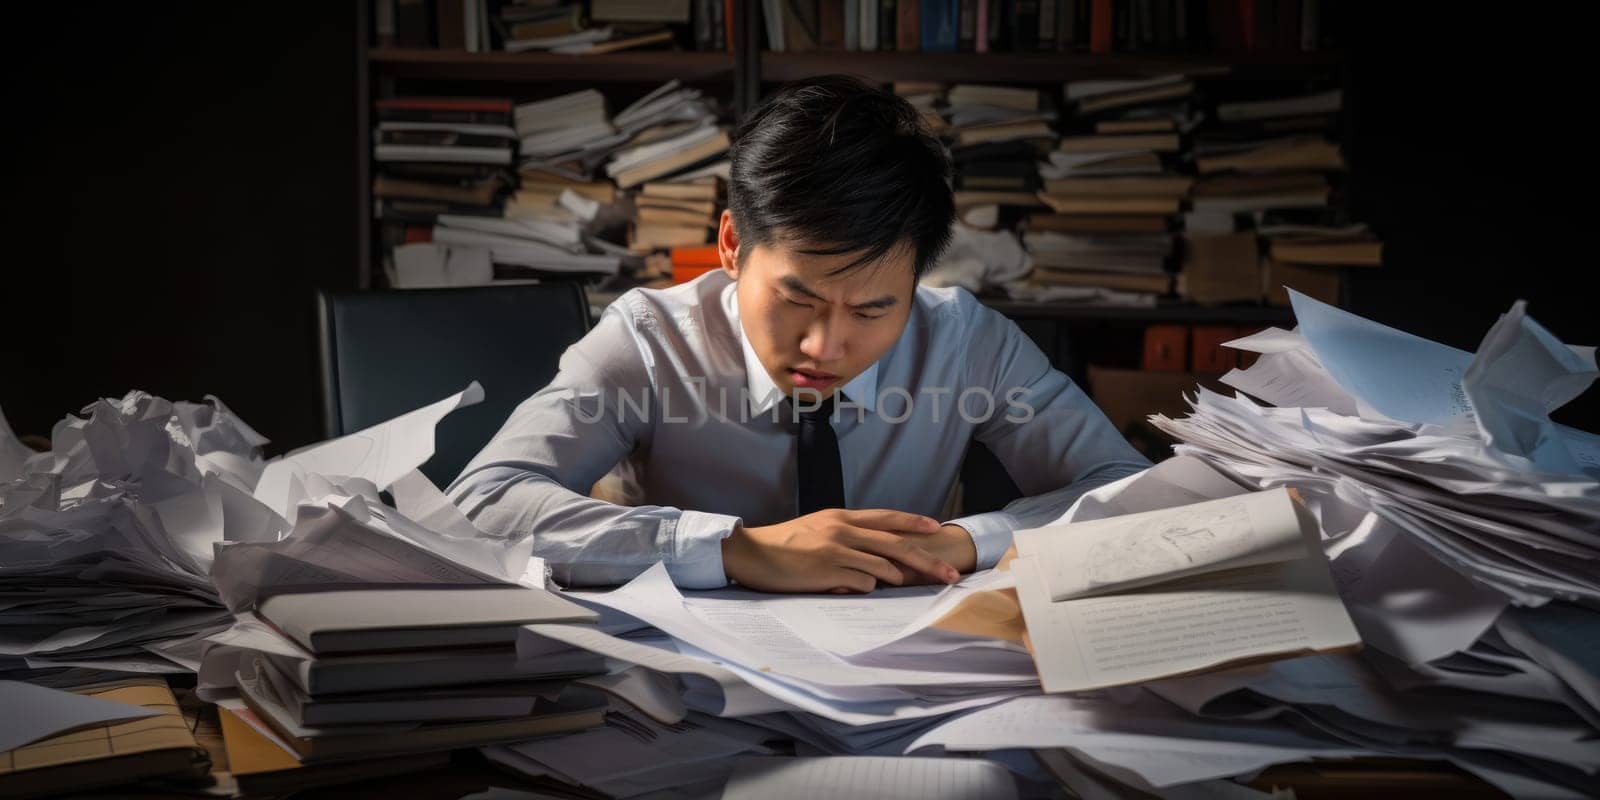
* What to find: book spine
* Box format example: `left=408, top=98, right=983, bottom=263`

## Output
left=986, top=0, right=1006, bottom=50
left=958, top=0, right=976, bottom=50
left=1299, top=0, right=1317, bottom=50
left=1089, top=0, right=1112, bottom=52
left=847, top=0, right=860, bottom=49
left=396, top=0, right=434, bottom=47
left=880, top=0, right=897, bottom=49
left=897, top=0, right=920, bottom=49
left=376, top=0, right=398, bottom=46
left=1011, top=0, right=1039, bottom=49
left=821, top=0, right=847, bottom=48
left=695, top=0, right=713, bottom=50
left=860, top=0, right=878, bottom=50
left=976, top=0, right=989, bottom=51
left=1038, top=0, right=1056, bottom=49
left=436, top=0, right=466, bottom=49
left=920, top=0, right=952, bottom=51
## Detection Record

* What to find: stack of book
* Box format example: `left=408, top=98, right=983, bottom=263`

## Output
left=1181, top=86, right=1378, bottom=306
left=429, top=215, right=623, bottom=278
left=630, top=175, right=725, bottom=251
left=937, top=83, right=1053, bottom=231
left=1018, top=74, right=1198, bottom=300
left=514, top=89, right=627, bottom=176
left=492, top=0, right=709, bottom=54
left=604, top=122, right=731, bottom=191
left=372, top=97, right=518, bottom=286
left=372, top=97, right=515, bottom=226
left=496, top=0, right=586, bottom=50
left=1257, top=213, right=1382, bottom=306
left=232, top=587, right=610, bottom=766
left=1189, top=89, right=1344, bottom=220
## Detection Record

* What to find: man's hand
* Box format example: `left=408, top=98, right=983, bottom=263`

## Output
left=721, top=509, right=960, bottom=593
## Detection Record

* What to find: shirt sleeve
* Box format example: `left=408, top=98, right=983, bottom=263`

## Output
left=446, top=295, right=741, bottom=589
left=941, top=292, right=1152, bottom=569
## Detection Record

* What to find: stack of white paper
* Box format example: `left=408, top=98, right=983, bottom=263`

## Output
left=1150, top=291, right=1599, bottom=607
left=1108, top=291, right=1600, bottom=797
left=1, top=393, right=269, bottom=674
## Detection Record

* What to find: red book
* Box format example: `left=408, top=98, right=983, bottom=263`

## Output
left=1141, top=325, right=1189, bottom=372
left=1090, top=0, right=1114, bottom=53
left=897, top=0, right=920, bottom=51
left=725, top=0, right=736, bottom=53
left=1190, top=325, right=1240, bottom=373
left=404, top=226, right=433, bottom=244
left=670, top=246, right=722, bottom=266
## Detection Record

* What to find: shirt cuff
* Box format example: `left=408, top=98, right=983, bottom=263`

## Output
left=665, top=509, right=743, bottom=589
left=943, top=511, right=1020, bottom=571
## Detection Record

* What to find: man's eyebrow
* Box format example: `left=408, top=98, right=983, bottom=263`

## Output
left=780, top=276, right=825, bottom=300
left=849, top=295, right=899, bottom=310
left=780, top=276, right=898, bottom=310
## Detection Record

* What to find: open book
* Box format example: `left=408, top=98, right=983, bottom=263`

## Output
left=1012, top=487, right=1361, bottom=692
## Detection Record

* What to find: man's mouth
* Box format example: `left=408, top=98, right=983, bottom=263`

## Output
left=788, top=367, right=840, bottom=390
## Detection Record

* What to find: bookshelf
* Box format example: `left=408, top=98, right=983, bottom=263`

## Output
left=356, top=2, right=1348, bottom=334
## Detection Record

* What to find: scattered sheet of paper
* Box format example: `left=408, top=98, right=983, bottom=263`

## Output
left=721, top=755, right=1017, bottom=800
left=0, top=680, right=159, bottom=753
left=252, top=382, right=484, bottom=521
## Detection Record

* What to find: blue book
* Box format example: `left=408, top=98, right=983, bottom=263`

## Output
left=920, top=0, right=959, bottom=51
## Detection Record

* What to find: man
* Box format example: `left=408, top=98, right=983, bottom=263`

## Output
left=449, top=75, right=1150, bottom=593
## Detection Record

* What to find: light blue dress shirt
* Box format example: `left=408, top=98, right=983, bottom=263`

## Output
left=447, top=271, right=1150, bottom=588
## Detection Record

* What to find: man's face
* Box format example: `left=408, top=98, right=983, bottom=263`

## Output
left=717, top=211, right=916, bottom=400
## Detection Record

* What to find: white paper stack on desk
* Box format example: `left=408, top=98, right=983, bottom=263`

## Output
left=1, top=392, right=269, bottom=676
left=227, top=586, right=608, bottom=763
left=515, top=562, right=1041, bottom=757
left=1119, top=291, right=1600, bottom=797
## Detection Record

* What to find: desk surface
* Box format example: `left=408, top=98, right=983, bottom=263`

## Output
left=163, top=681, right=1507, bottom=800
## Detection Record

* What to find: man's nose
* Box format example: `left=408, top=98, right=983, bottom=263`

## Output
left=799, top=316, right=845, bottom=363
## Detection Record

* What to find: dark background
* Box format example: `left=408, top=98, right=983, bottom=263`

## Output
left=3, top=5, right=1594, bottom=452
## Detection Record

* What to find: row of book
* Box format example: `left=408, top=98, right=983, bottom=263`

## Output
left=898, top=70, right=1378, bottom=306
left=767, top=0, right=1341, bottom=54
left=378, top=0, right=1342, bottom=56
left=372, top=81, right=735, bottom=289
left=378, top=0, right=734, bottom=55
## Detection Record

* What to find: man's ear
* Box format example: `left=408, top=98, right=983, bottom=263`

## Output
left=717, top=209, right=741, bottom=280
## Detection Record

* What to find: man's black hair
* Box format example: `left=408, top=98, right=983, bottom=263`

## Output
left=727, top=74, right=955, bottom=278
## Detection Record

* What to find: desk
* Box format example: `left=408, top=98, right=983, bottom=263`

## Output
left=157, top=677, right=1507, bottom=800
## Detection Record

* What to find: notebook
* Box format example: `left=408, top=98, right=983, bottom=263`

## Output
left=256, top=586, right=598, bottom=654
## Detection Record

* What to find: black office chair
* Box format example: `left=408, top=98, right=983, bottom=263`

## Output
left=316, top=283, right=591, bottom=489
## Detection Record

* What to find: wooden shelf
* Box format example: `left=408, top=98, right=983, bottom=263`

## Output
left=369, top=47, right=1338, bottom=85
left=761, top=50, right=1343, bottom=84
left=369, top=47, right=735, bottom=82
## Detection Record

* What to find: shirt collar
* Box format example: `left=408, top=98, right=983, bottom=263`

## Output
left=722, top=281, right=879, bottom=416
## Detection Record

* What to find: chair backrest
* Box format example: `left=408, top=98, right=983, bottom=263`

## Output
left=316, top=282, right=591, bottom=489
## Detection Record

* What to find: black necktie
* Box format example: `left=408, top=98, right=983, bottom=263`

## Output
left=795, top=394, right=846, bottom=515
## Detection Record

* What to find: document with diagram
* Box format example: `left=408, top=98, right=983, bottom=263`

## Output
left=1012, top=487, right=1362, bottom=692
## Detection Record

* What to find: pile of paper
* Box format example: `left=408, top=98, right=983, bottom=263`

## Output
left=1, top=393, right=269, bottom=674
left=1150, top=291, right=1599, bottom=607
left=1084, top=291, right=1600, bottom=797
